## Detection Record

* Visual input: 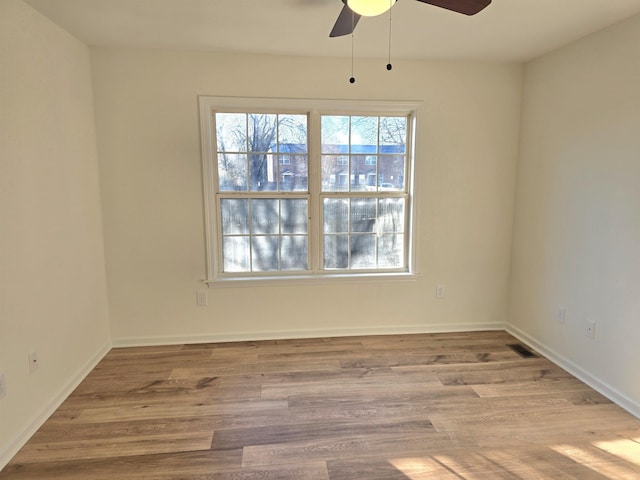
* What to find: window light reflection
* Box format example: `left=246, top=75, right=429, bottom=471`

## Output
left=593, top=438, right=640, bottom=467
left=552, top=444, right=640, bottom=478
left=390, top=457, right=459, bottom=479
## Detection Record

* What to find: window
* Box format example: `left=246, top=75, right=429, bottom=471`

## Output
left=199, top=97, right=418, bottom=284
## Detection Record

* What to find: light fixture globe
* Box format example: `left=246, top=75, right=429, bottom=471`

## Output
left=347, top=0, right=396, bottom=17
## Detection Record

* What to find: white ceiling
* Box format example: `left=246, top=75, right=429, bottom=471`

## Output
left=23, top=0, right=640, bottom=62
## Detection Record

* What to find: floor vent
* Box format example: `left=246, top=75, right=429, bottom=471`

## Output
left=506, top=343, right=538, bottom=358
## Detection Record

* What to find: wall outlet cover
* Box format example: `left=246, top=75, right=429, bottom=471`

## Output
left=585, top=321, right=596, bottom=340
left=28, top=351, right=39, bottom=373
left=196, top=289, right=208, bottom=306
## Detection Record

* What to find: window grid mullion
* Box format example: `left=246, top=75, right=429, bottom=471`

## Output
left=244, top=115, right=250, bottom=188
left=247, top=198, right=253, bottom=272
left=377, top=117, right=381, bottom=193
left=375, top=117, right=381, bottom=267
left=347, top=198, right=352, bottom=269
left=375, top=198, right=380, bottom=269
left=308, top=111, right=321, bottom=273
left=277, top=199, right=282, bottom=271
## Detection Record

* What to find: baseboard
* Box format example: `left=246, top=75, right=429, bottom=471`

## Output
left=111, top=322, right=506, bottom=347
left=0, top=341, right=112, bottom=471
left=506, top=323, right=640, bottom=419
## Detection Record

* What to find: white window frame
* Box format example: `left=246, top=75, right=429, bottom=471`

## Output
left=199, top=96, right=420, bottom=287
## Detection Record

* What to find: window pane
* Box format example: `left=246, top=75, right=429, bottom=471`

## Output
left=350, top=234, right=376, bottom=269
left=223, top=236, right=250, bottom=272
left=220, top=199, right=249, bottom=235
left=323, top=198, right=349, bottom=233
left=379, top=234, right=404, bottom=268
left=351, top=198, right=377, bottom=233
left=281, top=236, right=308, bottom=270
left=281, top=199, right=308, bottom=234
left=278, top=115, right=307, bottom=151
left=378, top=198, right=405, bottom=233
left=378, top=155, right=405, bottom=191
left=322, top=155, right=349, bottom=192
left=324, top=234, right=348, bottom=269
left=320, top=197, right=406, bottom=271
left=251, top=199, right=278, bottom=234
left=249, top=153, right=274, bottom=191
left=243, top=114, right=276, bottom=191
left=350, top=155, right=374, bottom=192
left=221, top=198, right=310, bottom=273
left=321, top=116, right=349, bottom=152
left=380, top=117, right=407, bottom=153
left=251, top=236, right=279, bottom=271
left=248, top=114, right=277, bottom=153
left=280, top=155, right=308, bottom=192
left=216, top=113, right=246, bottom=152
left=351, top=116, right=378, bottom=150
left=218, top=153, right=247, bottom=191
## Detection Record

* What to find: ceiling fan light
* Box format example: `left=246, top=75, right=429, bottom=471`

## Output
left=346, top=0, right=396, bottom=17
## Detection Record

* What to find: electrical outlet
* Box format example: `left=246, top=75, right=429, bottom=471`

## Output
left=0, top=373, right=6, bottom=399
left=196, top=289, right=208, bottom=306
left=556, top=306, right=566, bottom=324
left=28, top=351, right=38, bottom=373
left=436, top=284, right=446, bottom=299
left=585, top=321, right=596, bottom=340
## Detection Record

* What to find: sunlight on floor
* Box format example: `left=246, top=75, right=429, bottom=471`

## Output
left=552, top=443, right=640, bottom=478
left=391, top=453, right=547, bottom=479
left=593, top=438, right=640, bottom=468
left=391, top=441, right=640, bottom=480
left=390, top=457, right=464, bottom=479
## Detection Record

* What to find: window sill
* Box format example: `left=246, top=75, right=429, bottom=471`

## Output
left=205, top=272, right=421, bottom=288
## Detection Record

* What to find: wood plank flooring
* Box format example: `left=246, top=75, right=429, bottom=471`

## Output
left=2, top=331, right=639, bottom=479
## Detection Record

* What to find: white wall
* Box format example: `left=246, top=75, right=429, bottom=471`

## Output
left=509, top=13, right=640, bottom=415
left=0, top=0, right=111, bottom=467
left=90, top=49, right=522, bottom=345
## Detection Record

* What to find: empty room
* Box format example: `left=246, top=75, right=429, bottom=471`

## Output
left=1, top=0, right=640, bottom=478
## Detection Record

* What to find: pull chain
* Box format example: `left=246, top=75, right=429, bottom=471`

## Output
left=349, top=11, right=356, bottom=84
left=387, top=0, right=393, bottom=71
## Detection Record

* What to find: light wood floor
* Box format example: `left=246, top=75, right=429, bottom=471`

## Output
left=2, top=331, right=639, bottom=479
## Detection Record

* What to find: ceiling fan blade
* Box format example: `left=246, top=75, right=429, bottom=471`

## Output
left=416, top=0, right=491, bottom=16
left=329, top=4, right=361, bottom=37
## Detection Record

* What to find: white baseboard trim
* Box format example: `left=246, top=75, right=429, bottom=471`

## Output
left=506, top=323, right=640, bottom=419
left=0, top=341, right=112, bottom=471
left=111, top=322, right=506, bottom=347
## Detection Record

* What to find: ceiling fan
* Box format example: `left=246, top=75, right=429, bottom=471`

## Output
left=330, top=0, right=492, bottom=37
